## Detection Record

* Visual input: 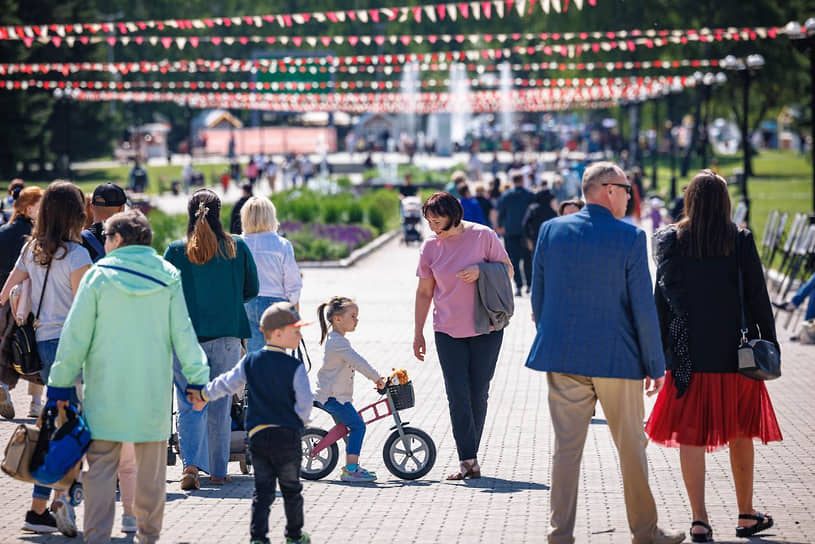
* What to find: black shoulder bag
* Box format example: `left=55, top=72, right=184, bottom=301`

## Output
left=736, top=237, right=781, bottom=381
left=10, top=264, right=50, bottom=376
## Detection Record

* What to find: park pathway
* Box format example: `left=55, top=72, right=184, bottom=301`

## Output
left=1, top=236, right=813, bottom=543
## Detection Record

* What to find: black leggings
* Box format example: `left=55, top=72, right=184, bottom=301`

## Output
left=434, top=330, right=504, bottom=460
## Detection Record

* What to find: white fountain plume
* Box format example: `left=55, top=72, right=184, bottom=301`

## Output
left=449, top=63, right=472, bottom=148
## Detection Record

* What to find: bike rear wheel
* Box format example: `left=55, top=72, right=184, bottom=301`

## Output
left=383, top=427, right=436, bottom=480
left=301, top=427, right=339, bottom=480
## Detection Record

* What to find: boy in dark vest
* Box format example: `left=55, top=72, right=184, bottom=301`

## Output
left=187, top=302, right=313, bottom=544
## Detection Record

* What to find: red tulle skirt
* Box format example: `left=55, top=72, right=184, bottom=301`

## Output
left=645, top=371, right=782, bottom=452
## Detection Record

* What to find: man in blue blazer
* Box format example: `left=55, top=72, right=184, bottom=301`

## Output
left=525, top=162, right=684, bottom=544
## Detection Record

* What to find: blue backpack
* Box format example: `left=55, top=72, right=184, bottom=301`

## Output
left=30, top=402, right=91, bottom=485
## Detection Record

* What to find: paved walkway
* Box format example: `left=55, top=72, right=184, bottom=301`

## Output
left=1, top=236, right=814, bottom=543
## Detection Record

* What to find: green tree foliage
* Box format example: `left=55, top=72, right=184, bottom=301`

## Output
left=0, top=0, right=812, bottom=177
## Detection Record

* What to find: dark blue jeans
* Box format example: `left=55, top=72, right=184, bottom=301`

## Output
left=249, top=427, right=304, bottom=542
left=434, top=330, right=503, bottom=461
left=504, top=235, right=531, bottom=290
left=321, top=398, right=365, bottom=456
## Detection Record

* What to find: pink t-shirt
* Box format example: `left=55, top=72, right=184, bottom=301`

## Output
left=416, top=222, right=509, bottom=338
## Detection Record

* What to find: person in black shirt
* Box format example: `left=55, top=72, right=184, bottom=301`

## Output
left=0, top=186, right=43, bottom=285
left=398, top=172, right=419, bottom=198
left=81, top=183, right=126, bottom=262
left=230, top=184, right=253, bottom=234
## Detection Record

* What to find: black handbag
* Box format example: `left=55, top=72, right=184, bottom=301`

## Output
left=736, top=238, right=781, bottom=381
left=10, top=264, right=50, bottom=376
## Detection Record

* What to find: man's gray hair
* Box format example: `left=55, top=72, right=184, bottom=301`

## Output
left=581, top=161, right=625, bottom=195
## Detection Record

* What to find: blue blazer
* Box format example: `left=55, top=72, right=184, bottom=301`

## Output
left=525, top=204, right=665, bottom=380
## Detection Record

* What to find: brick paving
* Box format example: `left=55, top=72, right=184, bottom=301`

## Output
left=1, top=236, right=814, bottom=544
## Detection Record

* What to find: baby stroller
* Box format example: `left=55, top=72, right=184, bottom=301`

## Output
left=401, top=196, right=423, bottom=245
left=229, top=387, right=252, bottom=474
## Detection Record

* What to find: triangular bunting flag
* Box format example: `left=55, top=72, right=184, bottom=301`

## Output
left=333, top=36, right=343, bottom=44
left=51, top=36, right=62, bottom=47
left=540, top=0, right=550, bottom=14
left=312, top=13, right=326, bottom=22
left=516, top=0, right=526, bottom=16
left=223, top=36, right=236, bottom=45
left=399, top=8, right=410, bottom=22
left=448, top=4, right=458, bottom=20
left=210, top=36, right=222, bottom=45
left=148, top=36, right=159, bottom=46
left=278, top=36, right=288, bottom=44
left=176, top=37, right=186, bottom=49
left=357, top=10, right=368, bottom=23
left=361, top=36, right=371, bottom=45
left=190, top=36, right=199, bottom=47
left=425, top=6, right=437, bottom=22
left=161, top=36, right=173, bottom=48
left=348, top=35, right=359, bottom=46
left=321, top=36, right=331, bottom=46
left=551, top=0, right=561, bottom=12
left=458, top=3, right=469, bottom=18
left=66, top=36, right=76, bottom=47
left=292, top=36, right=303, bottom=46
left=120, top=36, right=130, bottom=45
left=471, top=2, right=481, bottom=19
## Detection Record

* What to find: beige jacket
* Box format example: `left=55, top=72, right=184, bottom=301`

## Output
left=315, top=331, right=381, bottom=404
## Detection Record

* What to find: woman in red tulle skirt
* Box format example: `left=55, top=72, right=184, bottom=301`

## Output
left=647, top=171, right=782, bottom=542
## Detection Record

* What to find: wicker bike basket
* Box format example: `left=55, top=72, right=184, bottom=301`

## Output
left=387, top=381, right=415, bottom=410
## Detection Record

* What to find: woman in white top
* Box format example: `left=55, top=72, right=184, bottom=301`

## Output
left=240, top=197, right=303, bottom=352
left=0, top=180, right=91, bottom=537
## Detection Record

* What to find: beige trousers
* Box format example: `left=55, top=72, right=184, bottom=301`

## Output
left=83, top=440, right=166, bottom=544
left=546, top=373, right=658, bottom=544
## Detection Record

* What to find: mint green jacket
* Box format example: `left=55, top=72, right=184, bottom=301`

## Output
left=47, top=245, right=209, bottom=443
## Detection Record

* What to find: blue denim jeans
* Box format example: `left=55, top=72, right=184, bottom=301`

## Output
left=244, top=296, right=287, bottom=353
left=321, top=398, right=366, bottom=456
left=33, top=338, right=78, bottom=501
left=173, top=337, right=241, bottom=478
left=792, top=272, right=815, bottom=321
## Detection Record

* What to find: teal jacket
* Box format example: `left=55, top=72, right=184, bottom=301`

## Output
left=47, top=245, right=209, bottom=443
left=164, top=235, right=259, bottom=341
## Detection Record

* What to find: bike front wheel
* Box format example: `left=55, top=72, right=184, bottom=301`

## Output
left=383, top=427, right=436, bottom=480
left=300, top=427, right=339, bottom=480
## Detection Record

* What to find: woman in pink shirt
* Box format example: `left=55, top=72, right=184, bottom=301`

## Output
left=414, top=192, right=512, bottom=480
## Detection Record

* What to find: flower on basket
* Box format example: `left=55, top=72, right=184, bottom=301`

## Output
left=390, top=368, right=410, bottom=385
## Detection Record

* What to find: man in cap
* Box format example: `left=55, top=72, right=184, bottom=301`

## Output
left=82, top=183, right=127, bottom=262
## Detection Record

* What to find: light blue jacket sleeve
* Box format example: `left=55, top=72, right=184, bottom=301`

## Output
left=47, top=273, right=96, bottom=398
left=283, top=240, right=303, bottom=304
left=292, top=364, right=313, bottom=425
left=626, top=230, right=666, bottom=379
left=169, top=280, right=209, bottom=388
left=203, top=357, right=247, bottom=402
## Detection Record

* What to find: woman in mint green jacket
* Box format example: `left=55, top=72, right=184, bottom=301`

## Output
left=47, top=209, right=209, bottom=544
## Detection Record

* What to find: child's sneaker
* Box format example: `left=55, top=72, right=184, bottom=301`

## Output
left=340, top=466, right=377, bottom=482
left=285, top=531, right=311, bottom=543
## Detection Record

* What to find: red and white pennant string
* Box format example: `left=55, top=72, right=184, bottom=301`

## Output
left=7, top=25, right=780, bottom=50
left=0, top=0, right=597, bottom=42
left=0, top=57, right=723, bottom=77
left=0, top=74, right=692, bottom=92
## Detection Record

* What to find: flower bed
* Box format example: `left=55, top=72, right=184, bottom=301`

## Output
left=279, top=221, right=375, bottom=261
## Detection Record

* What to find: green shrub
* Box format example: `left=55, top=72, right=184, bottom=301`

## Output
left=147, top=209, right=187, bottom=253
left=367, top=206, right=385, bottom=234
left=336, top=176, right=352, bottom=190
left=322, top=201, right=343, bottom=223
left=348, top=201, right=364, bottom=223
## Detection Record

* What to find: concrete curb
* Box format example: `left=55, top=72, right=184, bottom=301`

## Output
left=298, top=229, right=400, bottom=268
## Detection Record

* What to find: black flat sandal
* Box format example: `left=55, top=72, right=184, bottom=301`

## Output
left=691, top=520, right=713, bottom=542
left=735, top=512, right=773, bottom=538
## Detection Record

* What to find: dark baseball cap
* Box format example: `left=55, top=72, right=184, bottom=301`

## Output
left=92, top=183, right=127, bottom=207
left=260, top=302, right=313, bottom=332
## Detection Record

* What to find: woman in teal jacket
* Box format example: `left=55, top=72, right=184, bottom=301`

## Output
left=164, top=188, right=259, bottom=489
left=47, top=209, right=209, bottom=544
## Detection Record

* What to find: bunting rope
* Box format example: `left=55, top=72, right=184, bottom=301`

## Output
left=9, top=25, right=780, bottom=50
left=0, top=0, right=596, bottom=42
left=0, top=74, right=696, bottom=92
left=0, top=57, right=724, bottom=77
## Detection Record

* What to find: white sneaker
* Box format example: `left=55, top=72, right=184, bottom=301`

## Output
left=0, top=382, right=15, bottom=420
left=51, top=498, right=77, bottom=538
left=28, top=401, right=42, bottom=418
left=121, top=514, right=138, bottom=533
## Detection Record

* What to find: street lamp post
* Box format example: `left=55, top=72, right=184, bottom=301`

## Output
left=723, top=54, right=765, bottom=225
left=650, top=88, right=661, bottom=191
left=785, top=19, right=815, bottom=223
left=699, top=72, right=728, bottom=169
left=666, top=82, right=682, bottom=201
left=52, top=87, right=77, bottom=178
